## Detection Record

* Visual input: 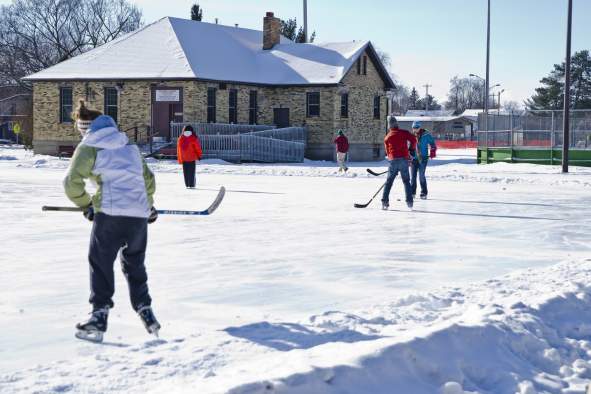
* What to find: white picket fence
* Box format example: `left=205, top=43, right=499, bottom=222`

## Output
left=170, top=122, right=307, bottom=163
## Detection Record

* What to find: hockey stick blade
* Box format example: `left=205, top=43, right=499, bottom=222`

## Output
left=366, top=169, right=388, bottom=176
left=156, top=186, right=226, bottom=216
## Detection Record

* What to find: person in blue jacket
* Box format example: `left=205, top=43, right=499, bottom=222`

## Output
left=410, top=121, right=437, bottom=199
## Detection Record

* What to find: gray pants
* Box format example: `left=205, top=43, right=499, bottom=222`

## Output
left=381, top=158, right=413, bottom=205
left=88, top=213, right=152, bottom=311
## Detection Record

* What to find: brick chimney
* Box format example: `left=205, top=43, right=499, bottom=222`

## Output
left=263, top=12, right=280, bottom=50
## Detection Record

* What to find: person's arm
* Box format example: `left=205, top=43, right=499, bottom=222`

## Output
left=63, top=145, right=95, bottom=208
left=428, top=134, right=437, bottom=158
left=177, top=138, right=183, bottom=164
left=142, top=158, right=156, bottom=207
left=194, top=137, right=203, bottom=160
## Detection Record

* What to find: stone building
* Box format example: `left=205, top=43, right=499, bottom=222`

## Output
left=24, top=13, right=395, bottom=161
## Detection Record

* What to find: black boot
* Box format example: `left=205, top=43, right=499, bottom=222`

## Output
left=138, top=306, right=161, bottom=337
left=75, top=307, right=109, bottom=343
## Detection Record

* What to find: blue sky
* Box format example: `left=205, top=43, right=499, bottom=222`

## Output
left=2, top=0, right=589, bottom=105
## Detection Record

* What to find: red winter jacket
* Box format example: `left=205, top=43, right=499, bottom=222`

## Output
left=384, top=128, right=417, bottom=160
left=334, top=135, right=349, bottom=153
left=177, top=134, right=203, bottom=163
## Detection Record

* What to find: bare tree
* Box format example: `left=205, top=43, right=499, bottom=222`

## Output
left=444, top=76, right=485, bottom=114
left=503, top=100, right=522, bottom=113
left=0, top=0, right=142, bottom=87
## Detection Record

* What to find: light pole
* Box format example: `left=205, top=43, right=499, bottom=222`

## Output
left=497, top=89, right=505, bottom=114
left=303, top=0, right=308, bottom=43
left=562, top=0, right=573, bottom=173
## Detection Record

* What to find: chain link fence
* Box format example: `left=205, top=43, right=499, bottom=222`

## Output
left=477, top=110, right=591, bottom=149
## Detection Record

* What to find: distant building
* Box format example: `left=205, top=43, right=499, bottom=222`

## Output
left=23, top=13, right=395, bottom=161
left=0, top=85, right=32, bottom=143
left=396, top=115, right=474, bottom=140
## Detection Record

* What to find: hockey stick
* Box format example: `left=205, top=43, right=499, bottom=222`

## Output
left=43, top=187, right=226, bottom=216
left=366, top=168, right=388, bottom=176
left=354, top=183, right=386, bottom=208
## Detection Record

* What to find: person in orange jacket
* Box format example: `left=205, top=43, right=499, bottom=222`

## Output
left=177, top=125, right=202, bottom=188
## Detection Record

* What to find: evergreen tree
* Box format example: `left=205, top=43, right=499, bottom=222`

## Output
left=408, top=87, right=420, bottom=110
left=527, top=50, right=591, bottom=110
left=280, top=18, right=315, bottom=43
left=190, top=4, right=203, bottom=21
left=417, top=95, right=442, bottom=111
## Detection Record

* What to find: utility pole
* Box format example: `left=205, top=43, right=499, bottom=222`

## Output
left=484, top=0, right=491, bottom=147
left=423, top=83, right=432, bottom=113
left=562, top=0, right=573, bottom=173
left=303, top=0, right=308, bottom=43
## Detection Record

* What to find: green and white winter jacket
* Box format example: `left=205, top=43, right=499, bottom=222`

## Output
left=63, top=115, right=155, bottom=218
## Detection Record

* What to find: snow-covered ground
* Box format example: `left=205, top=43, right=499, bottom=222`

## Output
left=1, top=146, right=591, bottom=393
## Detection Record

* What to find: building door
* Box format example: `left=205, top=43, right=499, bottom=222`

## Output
left=273, top=108, right=290, bottom=128
left=151, top=87, right=183, bottom=141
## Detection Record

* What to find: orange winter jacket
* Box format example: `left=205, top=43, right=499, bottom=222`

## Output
left=177, top=134, right=203, bottom=164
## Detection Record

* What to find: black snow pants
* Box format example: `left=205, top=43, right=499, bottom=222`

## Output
left=182, top=161, right=196, bottom=188
left=88, top=212, right=152, bottom=311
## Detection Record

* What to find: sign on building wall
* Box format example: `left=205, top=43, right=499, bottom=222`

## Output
left=155, top=90, right=180, bottom=102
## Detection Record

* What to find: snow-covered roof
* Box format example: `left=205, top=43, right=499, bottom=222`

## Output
left=396, top=116, right=471, bottom=122
left=404, top=110, right=454, bottom=117
left=24, top=17, right=394, bottom=88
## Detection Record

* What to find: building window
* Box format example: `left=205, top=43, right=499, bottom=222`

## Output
left=207, top=87, right=216, bottom=123
left=104, top=87, right=118, bottom=121
left=59, top=87, right=73, bottom=123
left=228, top=89, right=237, bottom=124
left=249, top=90, right=258, bottom=125
left=373, top=96, right=381, bottom=119
left=306, top=92, right=320, bottom=117
left=340, top=93, right=349, bottom=118
left=363, top=56, right=367, bottom=75
left=356, top=58, right=361, bottom=75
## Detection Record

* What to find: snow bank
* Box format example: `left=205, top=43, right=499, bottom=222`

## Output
left=3, top=260, right=591, bottom=393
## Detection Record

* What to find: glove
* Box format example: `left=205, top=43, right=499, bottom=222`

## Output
left=83, top=204, right=94, bottom=222
left=430, top=149, right=437, bottom=159
left=148, top=206, right=158, bottom=224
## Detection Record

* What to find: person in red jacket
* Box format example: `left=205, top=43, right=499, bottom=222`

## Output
left=177, top=125, right=203, bottom=188
left=381, top=116, right=417, bottom=210
left=333, top=130, right=349, bottom=172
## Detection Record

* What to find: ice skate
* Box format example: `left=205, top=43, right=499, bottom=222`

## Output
left=138, top=306, right=161, bottom=337
left=75, top=307, right=109, bottom=343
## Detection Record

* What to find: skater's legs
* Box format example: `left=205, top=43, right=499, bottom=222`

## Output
left=120, top=217, right=151, bottom=311
left=88, top=213, right=122, bottom=309
left=186, top=160, right=196, bottom=187
left=182, top=162, right=192, bottom=187
left=336, top=152, right=347, bottom=172
left=381, top=159, right=401, bottom=205
left=418, top=160, right=428, bottom=196
left=399, top=161, right=413, bottom=203
left=410, top=161, right=419, bottom=195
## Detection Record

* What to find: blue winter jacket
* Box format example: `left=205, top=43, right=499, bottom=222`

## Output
left=413, top=129, right=436, bottom=161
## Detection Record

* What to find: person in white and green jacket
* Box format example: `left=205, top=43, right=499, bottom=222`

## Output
left=64, top=101, right=160, bottom=342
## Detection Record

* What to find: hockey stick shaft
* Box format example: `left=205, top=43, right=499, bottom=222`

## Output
left=354, top=182, right=386, bottom=208
left=42, top=186, right=225, bottom=216
left=42, top=206, right=211, bottom=215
